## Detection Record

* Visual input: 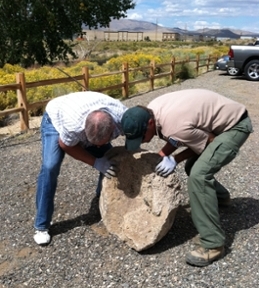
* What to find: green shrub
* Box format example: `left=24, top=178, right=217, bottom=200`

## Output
left=0, top=43, right=229, bottom=114
left=172, top=63, right=196, bottom=81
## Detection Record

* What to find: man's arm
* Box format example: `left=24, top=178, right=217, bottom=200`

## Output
left=58, top=138, right=96, bottom=166
left=174, top=148, right=197, bottom=163
left=158, top=142, right=177, bottom=157
left=174, top=132, right=215, bottom=163
left=159, top=132, right=215, bottom=163
left=207, top=132, right=216, bottom=144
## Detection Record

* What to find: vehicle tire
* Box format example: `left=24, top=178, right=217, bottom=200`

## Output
left=244, top=60, right=259, bottom=81
left=227, top=67, right=240, bottom=76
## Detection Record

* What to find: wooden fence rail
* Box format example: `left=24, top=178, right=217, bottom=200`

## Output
left=0, top=55, right=217, bottom=132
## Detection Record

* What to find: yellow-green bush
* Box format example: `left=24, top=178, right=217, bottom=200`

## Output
left=0, top=45, right=228, bottom=114
left=88, top=65, right=137, bottom=98
left=105, top=52, right=162, bottom=71
left=176, top=63, right=196, bottom=80
left=0, top=72, right=18, bottom=111
left=1, top=63, right=25, bottom=74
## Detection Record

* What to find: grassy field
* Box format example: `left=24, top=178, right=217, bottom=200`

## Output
left=71, top=37, right=255, bottom=64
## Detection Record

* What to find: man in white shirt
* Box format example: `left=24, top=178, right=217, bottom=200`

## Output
left=34, top=91, right=127, bottom=245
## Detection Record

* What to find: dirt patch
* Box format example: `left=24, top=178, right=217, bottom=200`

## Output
left=0, top=116, right=42, bottom=138
left=0, top=241, right=39, bottom=277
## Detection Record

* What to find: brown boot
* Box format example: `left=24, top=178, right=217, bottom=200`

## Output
left=186, top=245, right=225, bottom=267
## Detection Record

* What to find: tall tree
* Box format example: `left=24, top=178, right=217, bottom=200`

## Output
left=0, top=0, right=135, bottom=67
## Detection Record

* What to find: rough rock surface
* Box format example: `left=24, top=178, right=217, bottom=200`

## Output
left=99, top=147, right=183, bottom=251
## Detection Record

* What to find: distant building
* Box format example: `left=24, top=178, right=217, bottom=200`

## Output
left=162, top=32, right=180, bottom=41
left=179, top=34, right=205, bottom=42
left=104, top=31, right=144, bottom=41
left=80, top=29, right=219, bottom=42
left=240, top=35, right=256, bottom=40
left=75, top=31, right=88, bottom=41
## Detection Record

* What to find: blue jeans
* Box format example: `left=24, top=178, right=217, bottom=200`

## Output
left=34, top=112, right=111, bottom=230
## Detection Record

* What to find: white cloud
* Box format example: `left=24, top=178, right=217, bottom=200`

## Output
left=128, top=13, right=143, bottom=20
left=193, top=21, right=221, bottom=30
left=126, top=0, right=259, bottom=33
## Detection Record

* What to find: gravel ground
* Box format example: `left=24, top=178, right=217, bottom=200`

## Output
left=0, top=70, right=259, bottom=288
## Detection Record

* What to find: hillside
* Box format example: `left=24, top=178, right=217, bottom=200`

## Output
left=92, top=19, right=259, bottom=38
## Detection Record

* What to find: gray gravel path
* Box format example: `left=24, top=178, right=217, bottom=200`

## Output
left=0, top=70, right=259, bottom=287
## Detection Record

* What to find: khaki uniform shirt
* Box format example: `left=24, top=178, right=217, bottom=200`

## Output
left=147, top=89, right=246, bottom=154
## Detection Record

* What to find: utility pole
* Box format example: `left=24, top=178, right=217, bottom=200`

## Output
left=155, top=18, right=158, bottom=41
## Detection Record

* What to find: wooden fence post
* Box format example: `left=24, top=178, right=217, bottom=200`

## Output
left=122, top=62, right=129, bottom=98
left=1, top=55, right=216, bottom=133
left=196, top=54, right=200, bottom=76
left=82, top=66, right=89, bottom=90
left=16, top=72, right=29, bottom=131
left=207, top=55, right=211, bottom=72
left=149, top=60, right=155, bottom=91
left=170, top=57, right=175, bottom=82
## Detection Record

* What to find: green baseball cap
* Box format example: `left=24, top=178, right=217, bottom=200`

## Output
left=121, top=106, right=150, bottom=151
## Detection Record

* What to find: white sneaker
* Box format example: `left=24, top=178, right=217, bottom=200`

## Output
left=33, top=230, right=51, bottom=245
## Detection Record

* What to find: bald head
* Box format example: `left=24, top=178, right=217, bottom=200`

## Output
left=85, top=110, right=114, bottom=145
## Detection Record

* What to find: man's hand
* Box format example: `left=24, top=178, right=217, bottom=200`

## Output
left=155, top=155, right=177, bottom=177
left=94, top=156, right=118, bottom=179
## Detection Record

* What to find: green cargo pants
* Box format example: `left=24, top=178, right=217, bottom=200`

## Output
left=185, top=115, right=253, bottom=249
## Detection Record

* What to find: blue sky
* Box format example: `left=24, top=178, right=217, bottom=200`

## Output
left=126, top=0, right=259, bottom=33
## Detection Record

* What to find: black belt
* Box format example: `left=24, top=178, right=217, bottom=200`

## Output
left=237, top=110, right=248, bottom=123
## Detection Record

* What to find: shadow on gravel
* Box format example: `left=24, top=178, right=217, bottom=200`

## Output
left=220, top=197, right=259, bottom=255
left=49, top=196, right=101, bottom=237
left=141, top=197, right=259, bottom=255
left=217, top=72, right=229, bottom=76
left=47, top=196, right=259, bottom=255
left=217, top=72, right=246, bottom=81
left=229, top=77, right=247, bottom=81
left=218, top=73, right=247, bottom=81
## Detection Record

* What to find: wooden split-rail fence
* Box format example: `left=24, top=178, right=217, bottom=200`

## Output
left=0, top=55, right=217, bottom=132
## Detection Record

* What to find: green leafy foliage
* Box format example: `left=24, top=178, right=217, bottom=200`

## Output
left=177, top=63, right=196, bottom=80
left=0, top=0, right=135, bottom=68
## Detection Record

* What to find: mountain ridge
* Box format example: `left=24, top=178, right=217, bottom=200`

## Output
left=94, top=19, right=259, bottom=38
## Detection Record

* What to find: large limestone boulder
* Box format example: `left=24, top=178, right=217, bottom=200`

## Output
left=99, top=147, right=183, bottom=251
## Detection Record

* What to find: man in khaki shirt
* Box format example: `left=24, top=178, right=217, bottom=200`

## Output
left=121, top=89, right=253, bottom=267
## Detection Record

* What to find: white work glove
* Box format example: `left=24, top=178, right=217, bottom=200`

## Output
left=94, top=156, right=118, bottom=179
left=155, top=155, right=177, bottom=177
